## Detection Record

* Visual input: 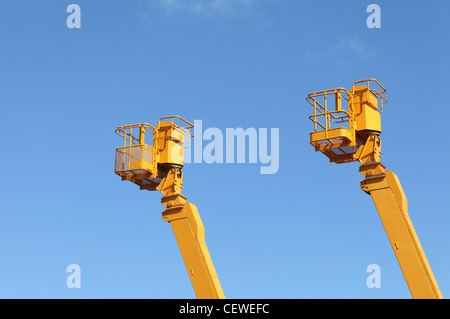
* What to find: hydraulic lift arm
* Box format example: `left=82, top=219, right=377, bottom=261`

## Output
left=114, top=116, right=225, bottom=299
left=157, top=167, right=225, bottom=299
left=359, top=136, right=443, bottom=299
left=306, top=79, right=443, bottom=298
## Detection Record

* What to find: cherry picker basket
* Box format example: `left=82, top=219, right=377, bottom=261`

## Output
left=115, top=123, right=160, bottom=190
left=306, top=79, right=387, bottom=164
left=114, top=116, right=194, bottom=191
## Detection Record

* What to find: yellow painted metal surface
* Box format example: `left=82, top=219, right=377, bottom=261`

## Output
left=307, top=79, right=443, bottom=299
left=355, top=102, right=381, bottom=133
left=115, top=124, right=157, bottom=180
left=306, top=79, right=386, bottom=163
left=310, top=127, right=353, bottom=147
left=351, top=85, right=379, bottom=110
left=156, top=119, right=187, bottom=167
left=114, top=116, right=225, bottom=299
left=162, top=196, right=225, bottom=299
left=361, top=171, right=443, bottom=299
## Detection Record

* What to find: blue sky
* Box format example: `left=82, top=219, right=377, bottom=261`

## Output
left=0, top=0, right=449, bottom=299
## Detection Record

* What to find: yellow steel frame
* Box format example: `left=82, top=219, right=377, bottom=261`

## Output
left=307, top=80, right=443, bottom=299
left=351, top=79, right=387, bottom=113
left=115, top=123, right=157, bottom=175
left=307, top=88, right=357, bottom=163
left=307, top=87, right=352, bottom=135
left=114, top=116, right=224, bottom=299
left=306, top=79, right=388, bottom=164
left=158, top=168, right=225, bottom=299
left=361, top=170, right=443, bottom=299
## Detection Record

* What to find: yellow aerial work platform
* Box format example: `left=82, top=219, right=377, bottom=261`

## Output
left=114, top=116, right=225, bottom=299
left=306, top=79, right=443, bottom=299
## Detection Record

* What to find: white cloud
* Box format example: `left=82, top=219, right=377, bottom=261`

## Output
left=335, top=35, right=376, bottom=60
left=303, top=34, right=377, bottom=64
left=158, top=0, right=265, bottom=18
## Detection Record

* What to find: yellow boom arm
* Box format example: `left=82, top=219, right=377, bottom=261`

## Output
left=361, top=170, right=443, bottom=299
left=115, top=117, right=225, bottom=299
left=306, top=80, right=443, bottom=298
left=158, top=168, right=225, bottom=299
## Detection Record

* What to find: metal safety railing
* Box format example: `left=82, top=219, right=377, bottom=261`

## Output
left=115, top=144, right=153, bottom=173
left=157, top=116, right=194, bottom=149
left=351, top=79, right=387, bottom=113
left=115, top=123, right=156, bottom=174
left=306, top=79, right=388, bottom=134
left=306, top=88, right=353, bottom=133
